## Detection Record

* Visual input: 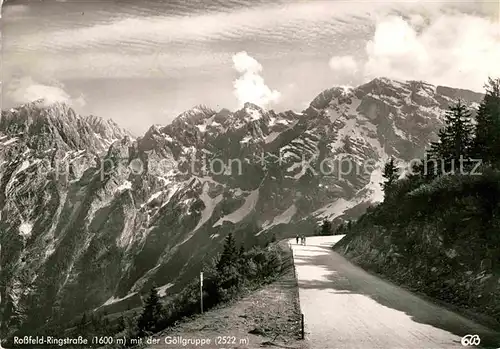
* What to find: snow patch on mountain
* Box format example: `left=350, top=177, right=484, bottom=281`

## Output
left=265, top=131, right=280, bottom=144
left=326, top=108, right=342, bottom=123
left=145, top=191, right=163, bottom=205
left=257, top=204, right=297, bottom=235
left=18, top=160, right=31, bottom=173
left=314, top=197, right=364, bottom=221
left=156, top=283, right=174, bottom=297
left=213, top=188, right=259, bottom=227
left=240, top=135, right=252, bottom=144
left=393, top=122, right=409, bottom=140
left=329, top=118, right=357, bottom=152
left=1, top=137, right=18, bottom=146
left=117, top=213, right=137, bottom=249
left=193, top=183, right=224, bottom=231
left=98, top=292, right=137, bottom=309
left=18, top=222, right=33, bottom=238
left=363, top=166, right=385, bottom=203
left=180, top=183, right=224, bottom=245
left=116, top=181, right=132, bottom=192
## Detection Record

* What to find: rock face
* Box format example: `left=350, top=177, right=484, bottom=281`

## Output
left=0, top=78, right=482, bottom=336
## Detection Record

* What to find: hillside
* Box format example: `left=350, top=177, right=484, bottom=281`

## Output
left=334, top=172, right=500, bottom=325
left=333, top=78, right=500, bottom=327
left=0, top=77, right=484, bottom=340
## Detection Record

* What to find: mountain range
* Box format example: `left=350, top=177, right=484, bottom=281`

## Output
left=0, top=77, right=484, bottom=336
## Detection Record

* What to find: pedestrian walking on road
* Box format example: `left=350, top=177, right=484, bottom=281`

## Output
left=303, top=235, right=306, bottom=246
left=296, top=235, right=299, bottom=244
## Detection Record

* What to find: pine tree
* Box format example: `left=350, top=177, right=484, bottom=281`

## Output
left=429, top=100, right=474, bottom=174
left=382, top=157, right=399, bottom=195
left=215, top=233, right=241, bottom=298
left=236, top=245, right=246, bottom=274
left=450, top=101, right=474, bottom=160
left=320, top=219, right=332, bottom=236
left=217, top=232, right=238, bottom=272
left=77, top=312, right=87, bottom=332
left=473, top=77, right=500, bottom=165
left=137, top=286, right=164, bottom=335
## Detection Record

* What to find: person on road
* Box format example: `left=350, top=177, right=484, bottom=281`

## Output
left=296, top=234, right=299, bottom=244
left=302, top=235, right=306, bottom=246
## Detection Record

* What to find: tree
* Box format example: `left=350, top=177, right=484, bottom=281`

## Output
left=429, top=100, right=474, bottom=174
left=215, top=233, right=242, bottom=299
left=382, top=157, right=399, bottom=195
left=320, top=219, right=332, bottom=236
left=137, top=286, right=164, bottom=336
left=473, top=77, right=500, bottom=165
left=216, top=232, right=238, bottom=272
left=77, top=312, right=87, bottom=331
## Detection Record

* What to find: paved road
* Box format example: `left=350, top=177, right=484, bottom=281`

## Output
left=290, top=236, right=500, bottom=349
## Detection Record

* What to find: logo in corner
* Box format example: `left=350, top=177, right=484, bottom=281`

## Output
left=461, top=334, right=480, bottom=347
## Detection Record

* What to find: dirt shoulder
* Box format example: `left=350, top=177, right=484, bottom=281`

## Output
left=145, top=243, right=308, bottom=349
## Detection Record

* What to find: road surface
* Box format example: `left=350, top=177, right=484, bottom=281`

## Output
left=290, top=235, right=500, bottom=349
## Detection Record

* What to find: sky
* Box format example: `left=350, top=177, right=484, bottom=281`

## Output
left=1, top=0, right=499, bottom=134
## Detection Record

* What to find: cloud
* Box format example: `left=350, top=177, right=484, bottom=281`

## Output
left=331, top=13, right=500, bottom=91
left=8, top=1, right=402, bottom=51
left=328, top=55, right=361, bottom=86
left=3, top=0, right=460, bottom=81
left=6, top=76, right=86, bottom=107
left=232, top=51, right=280, bottom=108
left=1, top=4, right=30, bottom=19
left=328, top=55, right=358, bottom=72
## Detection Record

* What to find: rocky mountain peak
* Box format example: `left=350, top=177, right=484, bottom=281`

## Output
left=1, top=100, right=76, bottom=134
left=0, top=101, right=130, bottom=155
left=355, top=77, right=409, bottom=97
left=172, top=105, right=216, bottom=125
left=82, top=115, right=132, bottom=142
left=243, top=102, right=265, bottom=111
